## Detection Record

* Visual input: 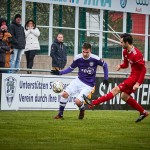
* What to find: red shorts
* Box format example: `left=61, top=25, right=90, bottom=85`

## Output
left=118, top=77, right=137, bottom=95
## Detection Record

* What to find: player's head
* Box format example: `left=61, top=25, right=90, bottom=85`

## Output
left=120, top=33, right=133, bottom=49
left=56, top=33, right=64, bottom=43
left=82, top=42, right=91, bottom=59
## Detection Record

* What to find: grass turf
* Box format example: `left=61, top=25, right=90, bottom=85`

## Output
left=0, top=110, right=150, bottom=150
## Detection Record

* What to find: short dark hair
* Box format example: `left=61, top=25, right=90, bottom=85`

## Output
left=82, top=42, right=91, bottom=49
left=14, top=14, right=21, bottom=20
left=57, top=33, right=63, bottom=36
left=120, top=33, right=133, bottom=44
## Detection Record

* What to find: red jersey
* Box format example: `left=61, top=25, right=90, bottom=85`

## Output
left=120, top=47, right=146, bottom=84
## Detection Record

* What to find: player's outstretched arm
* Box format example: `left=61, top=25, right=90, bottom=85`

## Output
left=102, top=62, right=109, bottom=87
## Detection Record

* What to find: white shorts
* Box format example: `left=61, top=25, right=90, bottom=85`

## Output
left=65, top=78, right=94, bottom=103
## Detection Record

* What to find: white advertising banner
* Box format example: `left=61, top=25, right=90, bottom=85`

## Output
left=26, top=0, right=150, bottom=15
left=1, top=74, right=78, bottom=110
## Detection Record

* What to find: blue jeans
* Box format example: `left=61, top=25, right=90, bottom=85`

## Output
left=10, top=48, right=24, bottom=72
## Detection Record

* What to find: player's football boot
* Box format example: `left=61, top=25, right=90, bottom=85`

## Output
left=78, top=110, right=85, bottom=119
left=83, top=94, right=95, bottom=109
left=54, top=115, right=64, bottom=120
left=135, top=111, right=149, bottom=123
left=83, top=94, right=92, bottom=106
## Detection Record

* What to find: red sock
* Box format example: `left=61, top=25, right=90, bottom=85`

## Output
left=92, top=92, right=114, bottom=105
left=127, top=97, right=144, bottom=113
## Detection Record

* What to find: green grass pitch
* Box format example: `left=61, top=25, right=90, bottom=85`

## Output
left=0, top=110, right=150, bottom=150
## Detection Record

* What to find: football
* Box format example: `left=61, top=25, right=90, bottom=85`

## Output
left=52, top=81, right=64, bottom=93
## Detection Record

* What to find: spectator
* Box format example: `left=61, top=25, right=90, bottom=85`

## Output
left=0, top=17, right=7, bottom=27
left=50, top=33, right=67, bottom=70
left=0, top=18, right=13, bottom=72
left=8, top=14, right=25, bottom=73
left=0, top=29, right=11, bottom=73
left=24, top=20, right=40, bottom=74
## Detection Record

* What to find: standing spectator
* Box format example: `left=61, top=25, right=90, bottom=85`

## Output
left=8, top=14, right=25, bottom=73
left=24, top=20, right=40, bottom=74
left=50, top=33, right=67, bottom=70
left=0, top=29, right=11, bottom=73
left=0, top=18, right=13, bottom=71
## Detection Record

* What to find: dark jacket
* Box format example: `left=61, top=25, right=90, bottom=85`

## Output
left=8, top=19, right=25, bottom=49
left=50, top=39, right=67, bottom=69
left=0, top=39, right=10, bottom=64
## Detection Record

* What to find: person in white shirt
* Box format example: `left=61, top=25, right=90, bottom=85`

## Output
left=24, top=20, right=40, bottom=74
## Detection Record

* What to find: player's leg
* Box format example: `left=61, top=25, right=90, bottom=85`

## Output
left=120, top=78, right=149, bottom=122
left=54, top=78, right=78, bottom=119
left=121, top=92, right=149, bottom=122
left=75, top=80, right=93, bottom=119
left=87, top=86, right=95, bottom=99
left=54, top=91, right=69, bottom=119
left=75, top=99, right=85, bottom=119
left=121, top=92, right=145, bottom=113
left=83, top=86, right=120, bottom=106
left=83, top=78, right=134, bottom=107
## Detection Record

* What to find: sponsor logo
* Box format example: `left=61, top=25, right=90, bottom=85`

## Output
left=120, top=0, right=127, bottom=8
left=84, top=0, right=111, bottom=7
left=89, top=62, right=94, bottom=67
left=4, top=76, right=17, bottom=107
left=81, top=67, right=94, bottom=75
left=136, top=0, right=149, bottom=6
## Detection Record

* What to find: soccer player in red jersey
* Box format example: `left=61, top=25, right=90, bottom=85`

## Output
left=83, top=33, right=149, bottom=122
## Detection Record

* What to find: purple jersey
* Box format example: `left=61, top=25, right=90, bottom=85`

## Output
left=60, top=53, right=108, bottom=87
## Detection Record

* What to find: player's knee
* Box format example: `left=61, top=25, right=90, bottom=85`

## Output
left=61, top=91, right=69, bottom=99
left=121, top=93, right=130, bottom=102
left=75, top=99, right=82, bottom=107
left=111, top=86, right=120, bottom=95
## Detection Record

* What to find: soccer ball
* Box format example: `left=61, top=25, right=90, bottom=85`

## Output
left=52, top=81, right=64, bottom=93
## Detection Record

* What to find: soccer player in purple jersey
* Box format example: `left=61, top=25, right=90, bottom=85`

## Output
left=51, top=42, right=109, bottom=119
